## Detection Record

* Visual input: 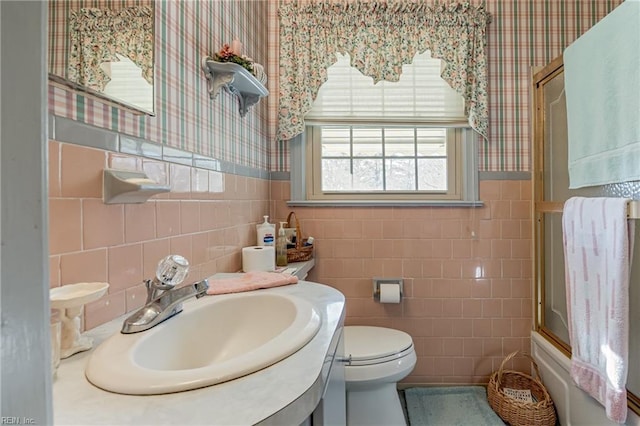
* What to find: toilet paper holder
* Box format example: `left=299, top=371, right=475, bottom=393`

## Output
left=372, top=277, right=403, bottom=302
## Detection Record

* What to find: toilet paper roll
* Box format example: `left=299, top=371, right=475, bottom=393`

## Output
left=379, top=283, right=401, bottom=303
left=242, top=246, right=275, bottom=272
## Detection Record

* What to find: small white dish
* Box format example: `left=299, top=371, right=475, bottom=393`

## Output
left=50, top=282, right=109, bottom=309
left=50, top=282, right=109, bottom=358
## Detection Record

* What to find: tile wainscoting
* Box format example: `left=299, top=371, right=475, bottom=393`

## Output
left=48, top=116, right=271, bottom=330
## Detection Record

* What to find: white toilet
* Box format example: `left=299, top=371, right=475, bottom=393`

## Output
left=343, top=326, right=417, bottom=426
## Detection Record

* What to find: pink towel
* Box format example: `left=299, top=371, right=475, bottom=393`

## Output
left=562, top=197, right=635, bottom=424
left=206, top=271, right=298, bottom=295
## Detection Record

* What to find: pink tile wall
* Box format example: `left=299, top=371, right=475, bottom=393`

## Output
left=271, top=179, right=533, bottom=384
left=49, top=140, right=270, bottom=330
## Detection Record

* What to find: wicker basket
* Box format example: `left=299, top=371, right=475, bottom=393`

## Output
left=286, top=211, right=313, bottom=263
left=487, top=351, right=557, bottom=426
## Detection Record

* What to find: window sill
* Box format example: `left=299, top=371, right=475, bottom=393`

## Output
left=286, top=200, right=484, bottom=208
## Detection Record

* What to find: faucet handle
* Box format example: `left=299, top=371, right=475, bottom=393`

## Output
left=156, top=254, right=189, bottom=287
left=194, top=279, right=209, bottom=298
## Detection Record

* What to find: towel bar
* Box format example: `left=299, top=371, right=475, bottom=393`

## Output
left=536, top=200, right=640, bottom=219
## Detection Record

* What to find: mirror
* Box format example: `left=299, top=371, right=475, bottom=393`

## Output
left=48, top=0, right=155, bottom=115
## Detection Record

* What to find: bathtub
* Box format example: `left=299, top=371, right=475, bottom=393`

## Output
left=531, top=332, right=639, bottom=426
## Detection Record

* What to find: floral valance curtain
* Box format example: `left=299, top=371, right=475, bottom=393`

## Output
left=67, top=6, right=153, bottom=92
left=278, top=1, right=491, bottom=141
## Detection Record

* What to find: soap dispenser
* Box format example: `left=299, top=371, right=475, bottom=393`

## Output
left=256, top=215, right=275, bottom=246
left=276, top=222, right=288, bottom=267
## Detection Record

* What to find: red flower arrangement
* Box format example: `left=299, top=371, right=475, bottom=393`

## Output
left=213, top=42, right=254, bottom=75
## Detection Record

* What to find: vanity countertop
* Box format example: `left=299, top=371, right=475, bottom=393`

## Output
left=53, top=280, right=344, bottom=425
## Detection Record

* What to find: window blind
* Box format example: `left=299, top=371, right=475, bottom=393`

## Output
left=305, top=51, right=467, bottom=124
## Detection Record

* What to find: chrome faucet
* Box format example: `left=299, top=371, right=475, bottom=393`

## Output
left=121, top=255, right=209, bottom=334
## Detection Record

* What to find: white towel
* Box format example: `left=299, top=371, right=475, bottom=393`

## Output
left=563, top=0, right=640, bottom=189
left=562, top=197, right=635, bottom=424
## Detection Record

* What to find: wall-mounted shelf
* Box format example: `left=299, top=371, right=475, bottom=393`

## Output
left=201, top=58, right=269, bottom=117
left=103, top=169, right=170, bottom=204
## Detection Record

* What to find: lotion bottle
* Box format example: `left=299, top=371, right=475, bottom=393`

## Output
left=276, top=221, right=288, bottom=267
left=256, top=216, right=275, bottom=246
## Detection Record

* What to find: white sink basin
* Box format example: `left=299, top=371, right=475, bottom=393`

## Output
left=85, top=291, right=321, bottom=395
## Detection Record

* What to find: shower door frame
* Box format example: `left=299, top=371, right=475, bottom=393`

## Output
left=532, top=55, right=640, bottom=415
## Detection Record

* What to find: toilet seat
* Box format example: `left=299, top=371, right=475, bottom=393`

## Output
left=344, top=326, right=414, bottom=366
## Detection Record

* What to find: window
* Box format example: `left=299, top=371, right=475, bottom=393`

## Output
left=289, top=52, right=480, bottom=205
left=307, top=125, right=462, bottom=201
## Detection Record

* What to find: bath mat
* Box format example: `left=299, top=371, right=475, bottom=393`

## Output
left=404, top=386, right=505, bottom=426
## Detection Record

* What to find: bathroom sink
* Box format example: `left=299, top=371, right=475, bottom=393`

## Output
left=85, top=291, right=321, bottom=395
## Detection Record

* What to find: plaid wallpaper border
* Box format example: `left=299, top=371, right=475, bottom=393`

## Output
left=49, top=0, right=623, bottom=173
left=49, top=0, right=270, bottom=170
left=268, top=0, right=623, bottom=172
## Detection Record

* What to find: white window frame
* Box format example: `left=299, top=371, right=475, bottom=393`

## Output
left=288, top=126, right=480, bottom=207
